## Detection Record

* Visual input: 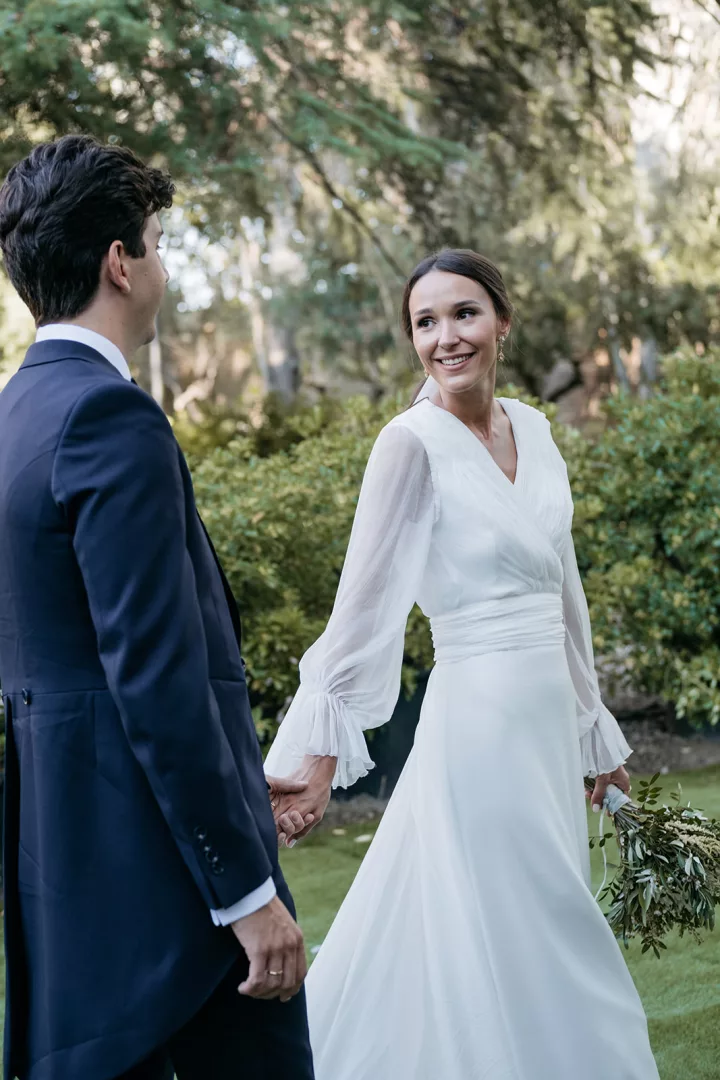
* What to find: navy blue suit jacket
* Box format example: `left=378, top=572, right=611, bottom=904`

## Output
left=0, top=341, right=288, bottom=1079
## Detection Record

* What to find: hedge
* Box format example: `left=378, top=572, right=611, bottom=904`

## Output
left=190, top=349, right=720, bottom=746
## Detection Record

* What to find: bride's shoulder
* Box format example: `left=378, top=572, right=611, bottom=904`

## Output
left=503, top=396, right=551, bottom=426
left=378, top=400, right=433, bottom=438
left=365, top=409, right=437, bottom=485
left=373, top=408, right=431, bottom=457
left=385, top=398, right=436, bottom=437
left=505, top=399, right=569, bottom=475
left=503, top=397, right=558, bottom=444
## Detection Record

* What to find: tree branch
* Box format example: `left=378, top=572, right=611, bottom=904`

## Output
left=264, top=114, right=407, bottom=279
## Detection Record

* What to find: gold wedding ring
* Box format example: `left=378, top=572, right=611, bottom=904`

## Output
left=268, top=970, right=283, bottom=977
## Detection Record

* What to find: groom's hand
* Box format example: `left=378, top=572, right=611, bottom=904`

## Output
left=232, top=896, right=307, bottom=1002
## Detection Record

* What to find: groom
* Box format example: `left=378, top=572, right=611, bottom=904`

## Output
left=0, top=136, right=315, bottom=1080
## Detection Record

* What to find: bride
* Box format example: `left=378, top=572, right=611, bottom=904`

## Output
left=264, top=249, right=660, bottom=1079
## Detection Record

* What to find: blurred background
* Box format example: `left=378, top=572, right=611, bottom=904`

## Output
left=1, top=0, right=718, bottom=413
left=1, top=0, right=720, bottom=775
left=2, top=7, right=720, bottom=1073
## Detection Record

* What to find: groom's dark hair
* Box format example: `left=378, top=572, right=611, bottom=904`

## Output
left=0, top=135, right=175, bottom=324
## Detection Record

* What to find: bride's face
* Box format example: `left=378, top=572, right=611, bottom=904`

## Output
left=409, top=270, right=509, bottom=394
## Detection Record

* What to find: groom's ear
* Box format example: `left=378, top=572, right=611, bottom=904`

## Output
left=104, top=240, right=133, bottom=296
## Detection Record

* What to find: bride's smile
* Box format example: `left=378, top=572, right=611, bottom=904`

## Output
left=409, top=268, right=510, bottom=397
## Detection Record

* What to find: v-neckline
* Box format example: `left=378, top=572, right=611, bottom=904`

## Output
left=423, top=395, right=522, bottom=490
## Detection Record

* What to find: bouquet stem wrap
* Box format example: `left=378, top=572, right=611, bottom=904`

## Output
left=594, top=784, right=633, bottom=900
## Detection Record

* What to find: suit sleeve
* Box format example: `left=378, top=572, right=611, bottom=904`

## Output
left=51, top=381, right=273, bottom=910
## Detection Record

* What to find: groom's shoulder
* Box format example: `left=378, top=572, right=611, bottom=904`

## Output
left=3, top=345, right=117, bottom=408
left=54, top=378, right=175, bottom=464
left=1, top=354, right=172, bottom=458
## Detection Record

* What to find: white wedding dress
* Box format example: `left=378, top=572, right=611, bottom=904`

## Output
left=264, top=394, right=659, bottom=1080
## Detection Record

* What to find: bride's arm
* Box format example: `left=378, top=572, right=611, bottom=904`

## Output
left=263, top=422, right=435, bottom=804
left=561, top=531, right=633, bottom=780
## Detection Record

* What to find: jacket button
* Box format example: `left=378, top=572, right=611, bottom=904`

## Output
left=210, top=862, right=225, bottom=876
left=193, top=827, right=208, bottom=843
left=22, top=688, right=32, bottom=706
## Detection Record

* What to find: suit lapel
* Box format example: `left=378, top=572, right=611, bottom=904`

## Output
left=195, top=512, right=243, bottom=652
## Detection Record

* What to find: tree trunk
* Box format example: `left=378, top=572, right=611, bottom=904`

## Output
left=266, top=323, right=301, bottom=401
left=639, top=336, right=658, bottom=399
left=238, top=234, right=273, bottom=393
left=608, top=333, right=632, bottom=392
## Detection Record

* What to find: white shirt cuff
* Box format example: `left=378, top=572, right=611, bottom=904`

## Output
left=210, top=877, right=276, bottom=927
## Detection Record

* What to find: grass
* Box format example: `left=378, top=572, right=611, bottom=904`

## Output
left=1, top=767, right=718, bottom=1076
left=279, top=766, right=720, bottom=1080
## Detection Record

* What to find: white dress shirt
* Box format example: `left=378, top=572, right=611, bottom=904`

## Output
left=36, top=323, right=133, bottom=380
left=38, top=323, right=276, bottom=926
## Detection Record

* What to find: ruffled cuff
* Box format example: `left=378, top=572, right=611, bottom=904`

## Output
left=263, top=684, right=375, bottom=790
left=579, top=703, right=633, bottom=778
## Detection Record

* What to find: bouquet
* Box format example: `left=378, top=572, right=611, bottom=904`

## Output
left=586, top=774, right=720, bottom=957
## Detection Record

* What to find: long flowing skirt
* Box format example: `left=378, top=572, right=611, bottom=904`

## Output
left=305, top=643, right=659, bottom=1079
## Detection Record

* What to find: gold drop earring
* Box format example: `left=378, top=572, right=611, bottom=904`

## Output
left=497, top=333, right=507, bottom=363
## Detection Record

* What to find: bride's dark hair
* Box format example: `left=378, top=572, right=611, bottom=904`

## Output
left=401, top=249, right=514, bottom=405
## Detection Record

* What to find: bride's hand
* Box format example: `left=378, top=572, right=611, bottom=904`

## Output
left=266, top=775, right=315, bottom=844
left=587, top=765, right=631, bottom=813
left=272, top=755, right=336, bottom=847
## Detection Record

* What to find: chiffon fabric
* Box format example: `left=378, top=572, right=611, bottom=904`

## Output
left=264, top=394, right=659, bottom=1080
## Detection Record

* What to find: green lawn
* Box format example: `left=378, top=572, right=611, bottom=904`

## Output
left=279, top=766, right=720, bottom=1080
left=1, top=768, right=718, bottom=1077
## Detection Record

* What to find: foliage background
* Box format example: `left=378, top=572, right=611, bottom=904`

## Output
left=1, top=0, right=719, bottom=403
left=1, top=0, right=719, bottom=750
left=184, top=348, right=720, bottom=747
left=566, top=351, right=720, bottom=728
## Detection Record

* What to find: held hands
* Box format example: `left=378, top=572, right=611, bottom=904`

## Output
left=266, top=775, right=315, bottom=846
left=232, top=895, right=307, bottom=1002
left=586, top=764, right=631, bottom=814
left=267, top=755, right=336, bottom=848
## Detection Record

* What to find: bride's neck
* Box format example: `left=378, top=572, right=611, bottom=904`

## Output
left=434, top=371, right=499, bottom=437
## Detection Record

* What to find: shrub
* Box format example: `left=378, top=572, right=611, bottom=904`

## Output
left=190, top=350, right=720, bottom=747
left=564, top=349, right=720, bottom=728
left=191, top=392, right=432, bottom=743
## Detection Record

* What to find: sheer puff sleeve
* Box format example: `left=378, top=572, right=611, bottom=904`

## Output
left=263, top=422, right=435, bottom=789
left=561, top=532, right=633, bottom=778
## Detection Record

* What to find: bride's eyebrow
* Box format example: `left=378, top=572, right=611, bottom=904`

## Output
left=414, top=299, right=481, bottom=318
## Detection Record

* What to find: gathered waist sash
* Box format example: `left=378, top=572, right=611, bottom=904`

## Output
left=430, top=593, right=565, bottom=664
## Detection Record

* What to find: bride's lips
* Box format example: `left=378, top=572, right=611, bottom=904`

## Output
left=434, top=351, right=476, bottom=373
